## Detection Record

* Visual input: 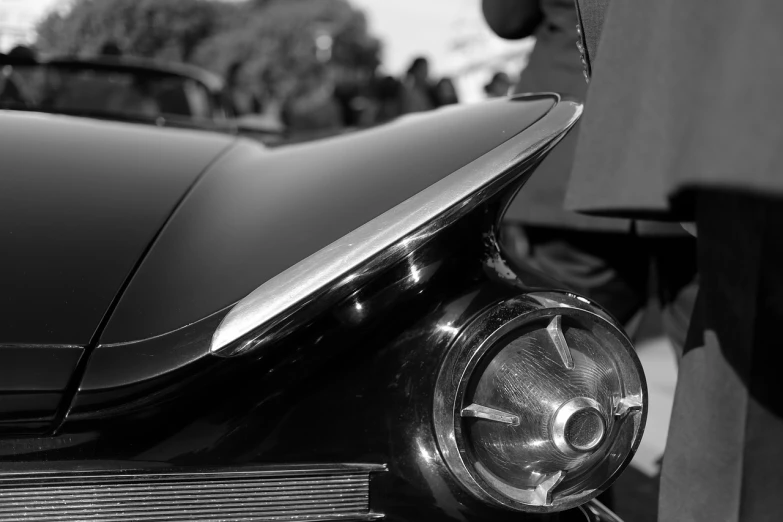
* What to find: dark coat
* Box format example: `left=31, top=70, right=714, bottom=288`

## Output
left=484, top=0, right=630, bottom=230
left=566, top=0, right=783, bottom=220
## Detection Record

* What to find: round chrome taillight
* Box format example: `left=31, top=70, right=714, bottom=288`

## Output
left=433, top=295, right=646, bottom=512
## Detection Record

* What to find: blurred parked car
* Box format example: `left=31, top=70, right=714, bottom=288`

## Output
left=0, top=54, right=283, bottom=142
left=0, top=88, right=645, bottom=521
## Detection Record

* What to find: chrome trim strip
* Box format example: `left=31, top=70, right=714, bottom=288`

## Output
left=461, top=403, right=520, bottom=425
left=211, top=99, right=582, bottom=356
left=581, top=499, right=625, bottom=522
left=0, top=344, right=82, bottom=350
left=0, top=463, right=387, bottom=479
left=546, top=315, right=575, bottom=369
left=0, top=464, right=387, bottom=522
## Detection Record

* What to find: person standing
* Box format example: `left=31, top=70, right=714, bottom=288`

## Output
left=281, top=65, right=344, bottom=139
left=434, top=77, right=459, bottom=106
left=567, top=0, right=783, bottom=520
left=401, top=56, right=437, bottom=113
left=0, top=46, right=38, bottom=107
left=371, top=75, right=405, bottom=124
left=225, top=61, right=262, bottom=117
left=482, top=0, right=697, bottom=355
left=484, top=71, right=511, bottom=98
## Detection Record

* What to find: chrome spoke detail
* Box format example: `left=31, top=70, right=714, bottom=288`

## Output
left=614, top=395, right=643, bottom=417
left=547, top=315, right=574, bottom=369
left=533, top=471, right=564, bottom=506
left=461, top=404, right=520, bottom=426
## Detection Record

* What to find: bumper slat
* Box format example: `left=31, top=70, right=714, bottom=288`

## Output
left=0, top=464, right=384, bottom=522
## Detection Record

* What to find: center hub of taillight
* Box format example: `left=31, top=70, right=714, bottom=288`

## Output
left=552, top=397, right=606, bottom=454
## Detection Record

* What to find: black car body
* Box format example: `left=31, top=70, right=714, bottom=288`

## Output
left=0, top=92, right=645, bottom=521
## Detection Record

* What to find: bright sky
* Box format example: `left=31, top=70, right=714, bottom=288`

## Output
left=351, top=0, right=530, bottom=75
left=0, top=0, right=532, bottom=101
left=0, top=0, right=63, bottom=50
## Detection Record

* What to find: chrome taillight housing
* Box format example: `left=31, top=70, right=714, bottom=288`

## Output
left=433, top=294, right=646, bottom=512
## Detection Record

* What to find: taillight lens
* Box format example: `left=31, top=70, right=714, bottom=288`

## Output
left=434, top=295, right=646, bottom=512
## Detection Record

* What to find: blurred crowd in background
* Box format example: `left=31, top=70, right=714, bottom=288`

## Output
left=0, top=0, right=519, bottom=140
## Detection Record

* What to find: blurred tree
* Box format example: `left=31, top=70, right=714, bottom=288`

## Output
left=192, top=0, right=381, bottom=103
left=35, top=0, right=381, bottom=128
left=35, top=0, right=236, bottom=61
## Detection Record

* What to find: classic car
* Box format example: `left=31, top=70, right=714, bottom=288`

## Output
left=0, top=53, right=283, bottom=140
left=0, top=90, right=645, bottom=521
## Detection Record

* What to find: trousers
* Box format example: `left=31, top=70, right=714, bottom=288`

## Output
left=659, top=190, right=783, bottom=521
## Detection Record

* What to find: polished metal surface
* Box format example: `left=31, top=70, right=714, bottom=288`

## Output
left=433, top=296, right=647, bottom=512
left=0, top=343, right=84, bottom=433
left=551, top=397, right=606, bottom=456
left=576, top=24, right=591, bottom=83
left=581, top=499, right=625, bottom=522
left=0, top=110, right=235, bottom=345
left=102, top=96, right=555, bottom=344
left=547, top=315, right=575, bottom=369
left=210, top=99, right=582, bottom=356
left=461, top=403, right=520, bottom=426
left=0, top=464, right=385, bottom=521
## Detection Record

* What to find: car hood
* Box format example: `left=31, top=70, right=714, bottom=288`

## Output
left=0, top=111, right=235, bottom=345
